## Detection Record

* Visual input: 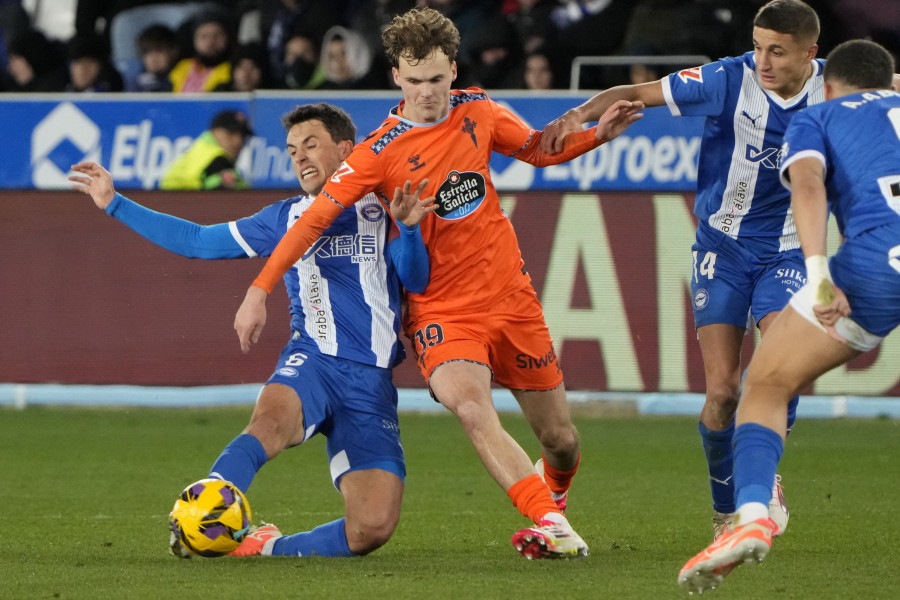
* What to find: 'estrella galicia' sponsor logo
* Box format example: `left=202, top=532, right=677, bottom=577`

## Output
left=694, top=288, right=709, bottom=310
left=461, top=117, right=477, bottom=147
left=277, top=367, right=299, bottom=377
left=515, top=346, right=558, bottom=369
left=436, top=171, right=486, bottom=220
left=745, top=144, right=781, bottom=169
left=408, top=154, right=426, bottom=171
left=361, top=201, right=385, bottom=222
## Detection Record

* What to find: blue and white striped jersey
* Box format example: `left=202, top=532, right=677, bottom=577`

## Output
left=232, top=193, right=405, bottom=369
left=662, top=51, right=826, bottom=251
left=781, top=89, right=900, bottom=239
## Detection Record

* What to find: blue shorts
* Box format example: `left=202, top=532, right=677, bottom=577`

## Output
left=830, top=226, right=900, bottom=337
left=691, top=228, right=806, bottom=329
left=267, top=342, right=405, bottom=487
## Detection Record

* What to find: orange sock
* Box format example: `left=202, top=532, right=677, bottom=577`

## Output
left=541, top=452, right=580, bottom=495
left=507, top=474, right=561, bottom=524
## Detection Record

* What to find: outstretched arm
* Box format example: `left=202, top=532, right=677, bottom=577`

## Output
left=516, top=99, right=644, bottom=167
left=389, top=179, right=436, bottom=294
left=541, top=80, right=665, bottom=154
left=235, top=194, right=346, bottom=353
left=70, top=161, right=246, bottom=259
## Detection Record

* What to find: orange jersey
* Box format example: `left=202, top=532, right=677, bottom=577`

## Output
left=254, top=88, right=602, bottom=318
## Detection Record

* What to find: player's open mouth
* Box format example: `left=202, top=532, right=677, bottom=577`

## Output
left=301, top=167, right=318, bottom=180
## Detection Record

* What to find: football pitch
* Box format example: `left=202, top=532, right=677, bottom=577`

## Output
left=2, top=406, right=897, bottom=599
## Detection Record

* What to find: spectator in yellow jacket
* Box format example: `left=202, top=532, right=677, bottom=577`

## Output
left=160, top=110, right=252, bottom=190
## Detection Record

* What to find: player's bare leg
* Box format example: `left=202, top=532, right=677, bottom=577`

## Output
left=430, top=361, right=587, bottom=558
left=243, top=383, right=306, bottom=458
left=515, top=385, right=579, bottom=512
left=739, top=307, right=859, bottom=433
left=697, top=324, right=744, bottom=430
left=696, top=324, right=745, bottom=535
left=680, top=307, right=860, bottom=593
left=429, top=361, right=536, bottom=489
left=340, top=468, right=403, bottom=555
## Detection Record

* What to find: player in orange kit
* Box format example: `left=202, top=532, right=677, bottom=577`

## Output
left=234, top=6, right=643, bottom=559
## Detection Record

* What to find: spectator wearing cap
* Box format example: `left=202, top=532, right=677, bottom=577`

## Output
left=169, top=10, right=235, bottom=93
left=65, top=34, right=124, bottom=92
left=159, top=109, right=253, bottom=190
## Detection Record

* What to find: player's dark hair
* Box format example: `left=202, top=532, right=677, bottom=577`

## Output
left=381, top=7, right=460, bottom=68
left=281, top=103, right=356, bottom=143
left=754, top=0, right=819, bottom=44
left=824, top=40, right=895, bottom=90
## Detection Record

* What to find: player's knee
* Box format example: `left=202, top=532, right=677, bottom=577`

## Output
left=345, top=515, right=397, bottom=555
left=538, top=424, right=579, bottom=456
left=705, top=382, right=740, bottom=412
left=447, top=395, right=493, bottom=432
left=244, top=412, right=301, bottom=459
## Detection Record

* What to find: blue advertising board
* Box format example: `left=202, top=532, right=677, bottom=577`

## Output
left=0, top=91, right=703, bottom=191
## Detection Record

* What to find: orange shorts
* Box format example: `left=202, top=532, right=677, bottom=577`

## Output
left=406, top=287, right=564, bottom=391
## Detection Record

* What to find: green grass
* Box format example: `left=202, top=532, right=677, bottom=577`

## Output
left=1, top=406, right=897, bottom=599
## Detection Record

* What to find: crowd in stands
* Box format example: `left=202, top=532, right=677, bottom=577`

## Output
left=1, top=0, right=898, bottom=93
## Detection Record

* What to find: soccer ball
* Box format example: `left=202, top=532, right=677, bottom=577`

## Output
left=169, top=478, right=252, bottom=557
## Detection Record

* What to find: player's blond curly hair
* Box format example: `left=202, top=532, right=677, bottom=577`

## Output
left=381, top=7, right=460, bottom=68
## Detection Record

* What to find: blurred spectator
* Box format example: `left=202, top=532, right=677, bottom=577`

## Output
left=259, top=0, right=343, bottom=84
left=76, top=0, right=233, bottom=47
left=317, top=25, right=378, bottom=90
left=463, top=14, right=522, bottom=89
left=620, top=1, right=731, bottom=66
left=108, top=3, right=215, bottom=89
left=0, top=0, right=29, bottom=71
left=347, top=0, right=415, bottom=88
left=213, top=41, right=273, bottom=91
left=133, top=24, right=179, bottom=92
left=280, top=26, right=325, bottom=89
left=160, top=109, right=253, bottom=190
left=169, top=9, right=236, bottom=93
left=832, top=0, right=900, bottom=58
left=4, top=28, right=68, bottom=92
left=504, top=0, right=560, bottom=55
left=550, top=0, right=635, bottom=88
left=522, top=44, right=565, bottom=90
left=65, top=34, right=124, bottom=92
left=417, top=0, right=504, bottom=67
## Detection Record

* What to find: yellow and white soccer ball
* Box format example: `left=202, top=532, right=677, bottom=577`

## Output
left=169, top=478, right=252, bottom=557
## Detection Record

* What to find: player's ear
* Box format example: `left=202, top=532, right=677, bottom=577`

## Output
left=451, top=61, right=457, bottom=82
left=807, top=43, right=818, bottom=61
left=392, top=66, right=400, bottom=87
left=338, top=139, right=353, bottom=160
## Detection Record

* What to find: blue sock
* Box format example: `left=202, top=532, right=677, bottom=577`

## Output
left=208, top=433, right=268, bottom=493
left=270, top=518, right=356, bottom=557
left=786, top=396, right=799, bottom=434
left=734, top=423, right=784, bottom=507
left=699, top=419, right=736, bottom=513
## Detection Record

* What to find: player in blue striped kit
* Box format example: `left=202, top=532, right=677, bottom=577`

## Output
left=679, top=38, right=900, bottom=593
left=69, top=103, right=435, bottom=558
left=542, top=0, right=826, bottom=537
